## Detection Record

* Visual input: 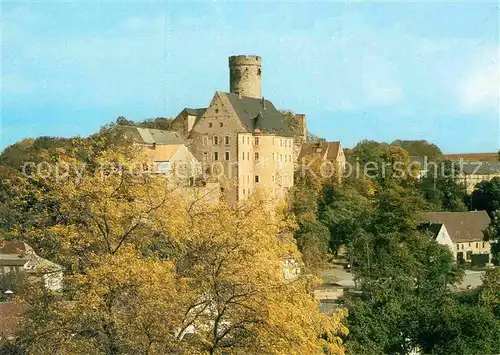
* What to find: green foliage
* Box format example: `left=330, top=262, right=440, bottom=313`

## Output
left=419, top=160, right=467, bottom=212
left=484, top=211, right=500, bottom=265
left=391, top=139, right=442, bottom=161
left=469, top=177, right=500, bottom=215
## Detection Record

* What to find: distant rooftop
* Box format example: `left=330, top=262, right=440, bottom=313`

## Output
left=116, top=126, right=184, bottom=145
left=441, top=153, right=498, bottom=162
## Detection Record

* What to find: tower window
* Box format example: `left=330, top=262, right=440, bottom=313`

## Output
left=255, top=152, right=260, bottom=161
left=255, top=175, right=260, bottom=183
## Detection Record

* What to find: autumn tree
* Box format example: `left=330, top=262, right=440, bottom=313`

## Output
left=7, top=144, right=347, bottom=355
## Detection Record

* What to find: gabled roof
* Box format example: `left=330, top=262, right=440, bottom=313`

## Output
left=146, top=144, right=183, bottom=162
left=116, top=126, right=184, bottom=145
left=420, top=211, right=490, bottom=243
left=220, top=92, right=294, bottom=137
left=298, top=141, right=341, bottom=161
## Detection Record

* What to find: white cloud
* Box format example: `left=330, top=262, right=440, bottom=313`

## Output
left=458, top=46, right=500, bottom=112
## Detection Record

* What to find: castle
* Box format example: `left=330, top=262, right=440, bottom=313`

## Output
left=170, top=55, right=308, bottom=203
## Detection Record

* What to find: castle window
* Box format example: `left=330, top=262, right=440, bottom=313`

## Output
left=247, top=152, right=249, bottom=160
left=476, top=242, right=479, bottom=249
left=255, top=152, right=260, bottom=161
left=209, top=122, right=212, bottom=128
left=280, top=154, right=283, bottom=162
left=220, top=122, right=223, bottom=127
left=214, top=152, right=219, bottom=161
left=203, top=152, right=208, bottom=161
left=224, top=135, right=230, bottom=145
left=255, top=137, right=260, bottom=146
left=272, top=175, right=276, bottom=183
left=280, top=139, right=283, bottom=147
left=225, top=151, right=230, bottom=160
left=255, top=175, right=260, bottom=183
left=483, top=242, right=485, bottom=248
left=242, top=152, right=245, bottom=160
left=215, top=109, right=219, bottom=113
left=213, top=136, right=219, bottom=145
left=243, top=189, right=246, bottom=195
left=247, top=175, right=250, bottom=183
left=272, top=153, right=275, bottom=161
left=202, top=136, right=208, bottom=146
left=241, top=136, right=245, bottom=144
left=246, top=137, right=250, bottom=145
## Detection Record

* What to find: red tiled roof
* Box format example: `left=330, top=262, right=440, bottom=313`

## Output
left=298, top=141, right=341, bottom=161
left=441, top=153, right=498, bottom=162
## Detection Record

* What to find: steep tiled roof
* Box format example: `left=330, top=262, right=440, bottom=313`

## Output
left=116, top=126, right=184, bottom=145
left=298, top=141, right=341, bottom=161
left=420, top=211, right=490, bottom=243
left=221, top=92, right=294, bottom=137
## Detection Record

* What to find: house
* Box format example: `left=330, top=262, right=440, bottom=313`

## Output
left=419, top=222, right=455, bottom=254
left=420, top=211, right=492, bottom=264
left=297, top=141, right=346, bottom=179
left=116, top=125, right=201, bottom=185
left=0, top=241, right=63, bottom=292
left=170, top=55, right=307, bottom=203
left=457, top=161, right=500, bottom=194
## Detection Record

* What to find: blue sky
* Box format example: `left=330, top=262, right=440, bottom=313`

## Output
left=2, top=1, right=499, bottom=153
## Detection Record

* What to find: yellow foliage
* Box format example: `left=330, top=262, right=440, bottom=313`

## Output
left=13, top=146, right=348, bottom=354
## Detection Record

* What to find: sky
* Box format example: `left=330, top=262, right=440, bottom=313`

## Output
left=2, top=1, right=499, bottom=153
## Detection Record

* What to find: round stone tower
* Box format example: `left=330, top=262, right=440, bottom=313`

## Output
left=229, top=55, right=262, bottom=99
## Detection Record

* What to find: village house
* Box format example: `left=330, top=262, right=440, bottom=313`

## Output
left=0, top=241, right=63, bottom=292
left=170, top=55, right=307, bottom=204
left=420, top=211, right=492, bottom=265
left=297, top=141, right=346, bottom=179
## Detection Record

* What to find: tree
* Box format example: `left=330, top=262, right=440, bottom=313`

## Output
left=9, top=145, right=348, bottom=355
left=469, top=177, right=500, bottom=215
left=419, top=160, right=467, bottom=212
left=391, top=140, right=442, bottom=161
left=484, top=210, right=500, bottom=265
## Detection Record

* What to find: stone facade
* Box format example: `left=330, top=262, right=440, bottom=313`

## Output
left=229, top=55, right=262, bottom=99
left=171, top=55, right=305, bottom=204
